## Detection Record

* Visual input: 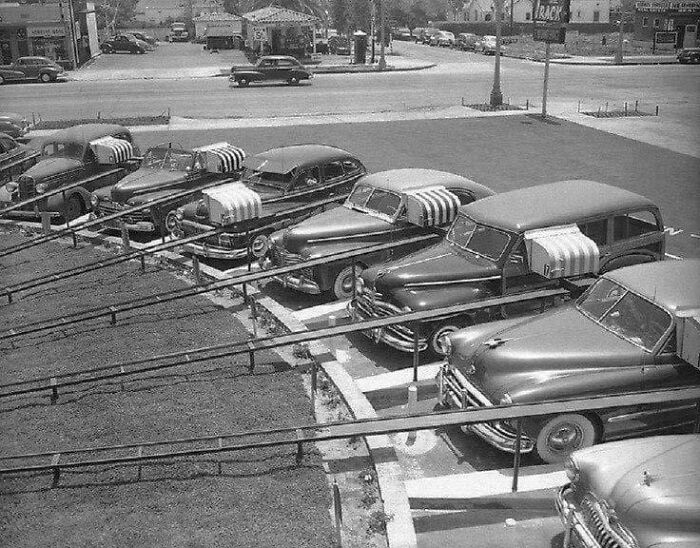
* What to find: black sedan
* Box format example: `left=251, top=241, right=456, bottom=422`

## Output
left=678, top=47, right=700, bottom=64
left=230, top=56, right=312, bottom=87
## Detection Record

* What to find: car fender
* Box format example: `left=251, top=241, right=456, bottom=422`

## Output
left=233, top=71, right=262, bottom=81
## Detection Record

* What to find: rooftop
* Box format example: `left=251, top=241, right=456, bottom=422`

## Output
left=243, top=6, right=320, bottom=24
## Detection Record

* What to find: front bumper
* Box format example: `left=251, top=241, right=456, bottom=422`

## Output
left=437, top=364, right=535, bottom=454
left=348, top=299, right=428, bottom=352
left=0, top=202, right=59, bottom=220
left=262, top=253, right=321, bottom=295
left=556, top=485, right=611, bottom=548
left=181, top=241, right=248, bottom=260
left=91, top=213, right=156, bottom=233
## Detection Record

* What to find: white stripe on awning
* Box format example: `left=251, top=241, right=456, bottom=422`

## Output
left=202, top=182, right=262, bottom=226
left=404, top=185, right=461, bottom=227
left=89, top=136, right=134, bottom=165
left=524, top=224, right=599, bottom=279
left=194, top=142, right=246, bottom=173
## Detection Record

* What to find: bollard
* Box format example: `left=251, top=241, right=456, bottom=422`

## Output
left=41, top=212, right=52, bottom=234
left=655, top=105, right=659, bottom=116
left=192, top=255, right=201, bottom=285
left=333, top=479, right=343, bottom=533
left=511, top=418, right=523, bottom=492
left=635, top=100, right=639, bottom=113
left=120, top=220, right=131, bottom=250
left=406, top=383, right=418, bottom=444
left=328, top=315, right=336, bottom=327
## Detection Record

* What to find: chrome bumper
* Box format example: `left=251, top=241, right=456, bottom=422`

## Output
left=181, top=242, right=248, bottom=260
left=271, top=273, right=321, bottom=295
left=348, top=301, right=428, bottom=352
left=0, top=204, right=59, bottom=219
left=91, top=213, right=156, bottom=233
left=556, top=485, right=603, bottom=548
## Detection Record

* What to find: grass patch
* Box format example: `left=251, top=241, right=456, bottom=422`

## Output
left=35, top=115, right=170, bottom=129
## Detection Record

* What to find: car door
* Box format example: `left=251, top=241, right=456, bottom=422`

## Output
left=115, top=36, right=128, bottom=52
left=276, top=58, right=294, bottom=80
left=16, top=58, right=34, bottom=79
left=258, top=58, right=275, bottom=80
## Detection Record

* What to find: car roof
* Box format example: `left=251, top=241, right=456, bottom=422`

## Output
left=48, top=124, right=130, bottom=143
left=245, top=144, right=357, bottom=174
left=19, top=56, right=52, bottom=62
left=260, top=55, right=299, bottom=61
left=358, top=169, right=494, bottom=197
left=460, top=180, right=655, bottom=232
left=604, top=259, right=700, bottom=312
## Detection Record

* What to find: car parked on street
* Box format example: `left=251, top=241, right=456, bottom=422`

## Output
left=392, top=28, right=413, bottom=41
left=0, top=124, right=140, bottom=221
left=557, top=434, right=700, bottom=548
left=476, top=35, right=500, bottom=55
left=438, top=259, right=700, bottom=463
left=457, top=33, right=480, bottom=51
left=0, top=112, right=31, bottom=139
left=0, top=56, right=64, bottom=84
left=131, top=32, right=158, bottom=46
left=0, top=133, right=40, bottom=186
left=230, top=55, right=312, bottom=87
left=263, top=169, right=495, bottom=299
left=170, top=145, right=367, bottom=260
left=430, top=31, right=455, bottom=47
left=677, top=47, right=700, bottom=64
left=100, top=35, right=148, bottom=54
left=91, top=142, right=245, bottom=234
left=329, top=35, right=351, bottom=55
left=350, top=180, right=666, bottom=357
left=420, top=28, right=441, bottom=44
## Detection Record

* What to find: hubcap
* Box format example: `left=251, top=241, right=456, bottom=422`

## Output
left=547, top=424, right=583, bottom=453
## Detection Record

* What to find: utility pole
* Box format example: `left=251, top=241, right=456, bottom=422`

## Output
left=542, top=41, right=551, bottom=117
left=615, top=1, right=627, bottom=64
left=490, top=0, right=504, bottom=107
left=378, top=0, right=386, bottom=70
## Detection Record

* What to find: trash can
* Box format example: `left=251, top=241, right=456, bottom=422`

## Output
left=353, top=31, right=367, bottom=64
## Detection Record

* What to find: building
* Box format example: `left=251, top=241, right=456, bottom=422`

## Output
left=193, top=12, right=242, bottom=47
left=192, top=0, right=224, bottom=17
left=0, top=0, right=99, bottom=68
left=455, top=0, right=610, bottom=23
left=633, top=0, right=699, bottom=45
left=242, top=6, right=320, bottom=56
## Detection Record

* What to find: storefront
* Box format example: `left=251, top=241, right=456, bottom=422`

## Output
left=242, top=7, right=320, bottom=58
left=193, top=12, right=243, bottom=48
left=634, top=1, right=700, bottom=46
left=0, top=1, right=99, bottom=68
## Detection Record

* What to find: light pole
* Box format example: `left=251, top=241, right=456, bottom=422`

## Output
left=378, top=0, right=386, bottom=70
left=615, top=1, right=627, bottom=64
left=490, top=0, right=504, bottom=107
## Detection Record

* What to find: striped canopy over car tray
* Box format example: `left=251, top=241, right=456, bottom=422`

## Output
left=404, top=185, right=461, bottom=227
left=202, top=182, right=262, bottom=226
left=194, top=142, right=246, bottom=173
left=89, top=136, right=134, bottom=165
left=524, top=224, right=599, bottom=279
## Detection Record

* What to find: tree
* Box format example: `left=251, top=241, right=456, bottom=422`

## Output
left=95, top=0, right=139, bottom=33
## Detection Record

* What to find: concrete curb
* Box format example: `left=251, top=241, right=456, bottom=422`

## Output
left=505, top=53, right=679, bottom=66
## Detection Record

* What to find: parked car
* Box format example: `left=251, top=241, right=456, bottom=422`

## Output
left=230, top=55, right=312, bottom=87
left=0, top=112, right=31, bottom=139
left=412, top=28, right=426, bottom=42
left=438, top=259, right=700, bottom=463
left=100, top=35, right=148, bottom=54
left=169, top=22, right=189, bottom=42
left=557, top=435, right=700, bottom=548
left=131, top=32, right=158, bottom=46
left=0, top=133, right=41, bottom=186
left=0, top=124, right=140, bottom=221
left=91, top=142, right=245, bottom=234
left=430, top=31, right=455, bottom=47
left=457, top=33, right=479, bottom=51
left=0, top=56, right=63, bottom=84
left=420, top=28, right=441, bottom=44
left=476, top=35, right=500, bottom=55
left=170, top=145, right=367, bottom=260
left=350, top=180, right=666, bottom=357
left=329, top=36, right=351, bottom=55
left=263, top=169, right=495, bottom=299
left=677, top=47, right=700, bottom=64
left=392, top=28, right=413, bottom=41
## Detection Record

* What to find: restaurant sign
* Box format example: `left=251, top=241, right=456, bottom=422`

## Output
left=533, top=0, right=571, bottom=43
left=26, top=23, right=66, bottom=38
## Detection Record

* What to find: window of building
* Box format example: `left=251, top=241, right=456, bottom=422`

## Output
left=525, top=12, right=531, bottom=20
left=593, top=10, right=600, bottom=22
left=642, top=17, right=649, bottom=27
left=653, top=18, right=660, bottom=28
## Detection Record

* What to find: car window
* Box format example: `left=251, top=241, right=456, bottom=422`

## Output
left=447, top=215, right=512, bottom=262
left=577, top=218, right=608, bottom=246
left=613, top=210, right=660, bottom=240
left=324, top=161, right=345, bottom=180
left=277, top=59, right=295, bottom=67
left=259, top=59, right=275, bottom=67
left=296, top=167, right=320, bottom=188
left=346, top=184, right=373, bottom=207
left=243, top=168, right=293, bottom=190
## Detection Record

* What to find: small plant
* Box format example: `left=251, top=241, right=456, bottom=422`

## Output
left=367, top=510, right=392, bottom=535
left=292, top=343, right=312, bottom=360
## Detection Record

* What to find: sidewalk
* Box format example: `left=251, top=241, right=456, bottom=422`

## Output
left=510, top=53, right=678, bottom=65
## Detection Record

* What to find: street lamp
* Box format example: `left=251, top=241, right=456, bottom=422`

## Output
left=490, top=0, right=504, bottom=107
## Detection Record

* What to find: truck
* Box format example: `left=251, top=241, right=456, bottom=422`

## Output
left=169, top=22, right=190, bottom=42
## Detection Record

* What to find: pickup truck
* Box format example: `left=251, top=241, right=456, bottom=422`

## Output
left=230, top=56, right=312, bottom=87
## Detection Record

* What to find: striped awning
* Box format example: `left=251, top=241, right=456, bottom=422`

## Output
left=524, top=224, right=599, bottom=279
left=194, top=142, right=246, bottom=173
left=89, top=136, right=134, bottom=165
left=404, top=185, right=461, bottom=227
left=202, top=182, right=262, bottom=226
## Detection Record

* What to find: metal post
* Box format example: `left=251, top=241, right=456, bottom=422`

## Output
left=6, top=292, right=12, bottom=304
left=140, top=254, right=146, bottom=272
left=250, top=296, right=258, bottom=339
left=51, top=453, right=61, bottom=488
left=50, top=377, right=58, bottom=404
left=693, top=401, right=700, bottom=433
left=62, top=190, right=69, bottom=229
left=41, top=211, right=52, bottom=234
left=71, top=231, right=77, bottom=248
left=624, top=102, right=628, bottom=116
left=192, top=255, right=201, bottom=285
left=378, top=0, right=386, bottom=70
left=296, top=428, right=304, bottom=464
left=120, top=220, right=130, bottom=250
left=490, top=0, right=504, bottom=107
left=311, top=361, right=318, bottom=416
left=615, top=4, right=626, bottom=65
left=247, top=341, right=255, bottom=372
left=511, top=418, right=523, bottom=492
left=412, top=322, right=420, bottom=383
left=332, top=478, right=343, bottom=534
left=541, top=42, right=551, bottom=118
left=246, top=230, right=252, bottom=272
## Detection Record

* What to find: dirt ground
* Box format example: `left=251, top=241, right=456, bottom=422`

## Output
left=0, top=226, right=338, bottom=548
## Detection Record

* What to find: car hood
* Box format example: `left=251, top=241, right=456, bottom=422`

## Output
left=455, top=307, right=647, bottom=400
left=571, top=435, right=700, bottom=548
left=21, top=157, right=83, bottom=180
left=109, top=168, right=188, bottom=203
left=361, top=239, right=500, bottom=293
left=281, top=206, right=396, bottom=253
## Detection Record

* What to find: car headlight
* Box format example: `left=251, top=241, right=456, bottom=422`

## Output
left=499, top=393, right=512, bottom=405
left=4, top=181, right=18, bottom=194
left=90, top=194, right=99, bottom=208
left=564, top=457, right=580, bottom=483
left=35, top=183, right=48, bottom=194
left=195, top=199, right=207, bottom=218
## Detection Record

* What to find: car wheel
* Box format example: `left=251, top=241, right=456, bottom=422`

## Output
left=164, top=210, right=179, bottom=234
left=238, top=78, right=249, bottom=87
left=288, top=76, right=299, bottom=85
left=62, top=194, right=83, bottom=222
left=39, top=72, right=52, bottom=83
left=333, top=264, right=363, bottom=300
left=250, top=234, right=270, bottom=258
left=534, top=414, right=597, bottom=464
left=428, top=322, right=462, bottom=358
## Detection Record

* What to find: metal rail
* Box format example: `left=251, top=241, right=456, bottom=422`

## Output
left=0, top=232, right=441, bottom=340
left=0, top=192, right=361, bottom=302
left=0, top=150, right=41, bottom=181
left=0, top=287, right=568, bottom=399
left=0, top=176, right=237, bottom=258
left=1, top=386, right=698, bottom=478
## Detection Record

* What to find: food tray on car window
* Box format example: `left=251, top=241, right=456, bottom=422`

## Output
left=202, top=182, right=262, bottom=226
left=194, top=142, right=246, bottom=173
left=524, top=224, right=599, bottom=279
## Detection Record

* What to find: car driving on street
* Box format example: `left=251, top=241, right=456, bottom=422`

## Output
left=0, top=56, right=64, bottom=84
left=230, top=55, right=312, bottom=87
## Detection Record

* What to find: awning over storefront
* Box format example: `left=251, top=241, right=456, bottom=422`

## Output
left=524, top=224, right=599, bottom=279
left=195, top=142, right=246, bottom=173
left=404, top=185, right=461, bottom=227
left=89, top=136, right=134, bottom=165
left=202, top=182, right=262, bottom=226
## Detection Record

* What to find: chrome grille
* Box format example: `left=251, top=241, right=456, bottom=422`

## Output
left=579, top=496, right=636, bottom=548
left=273, top=246, right=304, bottom=266
left=97, top=201, right=150, bottom=224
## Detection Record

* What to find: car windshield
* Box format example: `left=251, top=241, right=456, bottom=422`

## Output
left=576, top=278, right=673, bottom=351
left=446, top=214, right=511, bottom=261
left=142, top=147, right=192, bottom=171
left=345, top=184, right=402, bottom=219
left=242, top=168, right=293, bottom=190
left=42, top=140, right=84, bottom=159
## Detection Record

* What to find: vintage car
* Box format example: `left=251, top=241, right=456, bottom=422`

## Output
left=350, top=180, right=666, bottom=357
left=0, top=124, right=140, bottom=221
left=170, top=145, right=367, bottom=260
left=437, top=259, right=700, bottom=463
left=476, top=35, right=500, bottom=55
left=456, top=33, right=480, bottom=51
left=100, top=35, right=148, bottom=54
left=0, top=133, right=40, bottom=186
left=230, top=56, right=313, bottom=87
left=0, top=112, right=31, bottom=139
left=91, top=142, right=245, bottom=234
left=677, top=47, right=700, bottom=64
left=263, top=169, right=494, bottom=299
left=557, top=434, right=700, bottom=548
left=0, top=56, right=64, bottom=84
left=430, top=31, right=455, bottom=47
